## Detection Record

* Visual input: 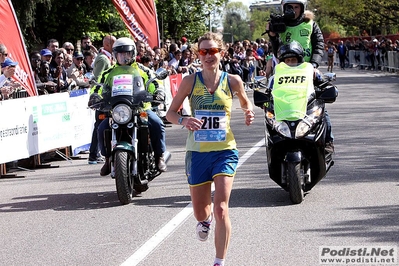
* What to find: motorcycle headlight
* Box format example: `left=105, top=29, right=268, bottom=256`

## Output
left=275, top=121, right=291, bottom=138
left=295, top=106, right=322, bottom=138
left=112, top=104, right=132, bottom=124
left=295, top=121, right=310, bottom=138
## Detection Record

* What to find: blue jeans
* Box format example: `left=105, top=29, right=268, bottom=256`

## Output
left=88, top=110, right=102, bottom=161
left=98, top=109, right=166, bottom=158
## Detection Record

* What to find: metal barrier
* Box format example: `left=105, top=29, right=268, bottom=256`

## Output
left=11, top=89, right=29, bottom=99
left=322, top=50, right=399, bottom=72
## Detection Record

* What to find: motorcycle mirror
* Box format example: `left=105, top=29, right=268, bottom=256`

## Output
left=84, top=72, right=94, bottom=81
left=323, top=72, right=336, bottom=82
left=254, top=76, right=267, bottom=83
left=154, top=68, right=169, bottom=80
left=145, top=68, right=169, bottom=91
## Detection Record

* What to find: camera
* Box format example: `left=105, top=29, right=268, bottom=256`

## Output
left=84, top=44, right=91, bottom=50
left=268, top=5, right=296, bottom=34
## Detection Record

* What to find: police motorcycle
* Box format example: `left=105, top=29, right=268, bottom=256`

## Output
left=253, top=43, right=338, bottom=204
left=88, top=39, right=170, bottom=205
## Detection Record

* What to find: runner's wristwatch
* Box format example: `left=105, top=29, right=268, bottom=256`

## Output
left=178, top=117, right=184, bottom=125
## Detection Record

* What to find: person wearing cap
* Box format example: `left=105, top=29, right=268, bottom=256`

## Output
left=40, top=49, right=53, bottom=63
left=181, top=36, right=188, bottom=51
left=0, top=55, right=19, bottom=100
left=66, top=51, right=90, bottom=89
left=0, top=44, right=16, bottom=90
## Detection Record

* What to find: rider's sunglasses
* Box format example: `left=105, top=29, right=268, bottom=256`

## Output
left=198, top=48, right=221, bottom=56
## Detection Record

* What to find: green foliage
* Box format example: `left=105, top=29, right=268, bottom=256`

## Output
left=12, top=0, right=129, bottom=52
left=155, top=0, right=227, bottom=43
left=250, top=9, right=271, bottom=41
left=310, top=0, right=398, bottom=36
left=222, top=2, right=252, bottom=43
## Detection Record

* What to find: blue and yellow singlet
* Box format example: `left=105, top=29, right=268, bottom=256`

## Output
left=186, top=71, right=236, bottom=152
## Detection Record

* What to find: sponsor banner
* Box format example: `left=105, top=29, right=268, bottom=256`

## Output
left=112, top=0, right=159, bottom=49
left=69, top=89, right=95, bottom=156
left=0, top=0, right=37, bottom=96
left=0, top=98, right=32, bottom=162
left=0, top=92, right=94, bottom=164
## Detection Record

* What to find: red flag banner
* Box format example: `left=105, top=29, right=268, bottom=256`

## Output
left=112, top=0, right=160, bottom=49
left=0, top=0, right=37, bottom=96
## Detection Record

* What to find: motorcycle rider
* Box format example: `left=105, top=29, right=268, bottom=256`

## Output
left=266, top=0, right=333, bottom=154
left=266, top=0, right=324, bottom=69
left=89, top=37, right=167, bottom=176
left=269, top=41, right=334, bottom=161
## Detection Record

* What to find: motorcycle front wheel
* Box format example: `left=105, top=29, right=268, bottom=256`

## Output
left=114, top=150, right=133, bottom=205
left=287, top=162, right=304, bottom=204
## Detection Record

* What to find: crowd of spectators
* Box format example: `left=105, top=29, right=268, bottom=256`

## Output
left=325, top=37, right=399, bottom=70
left=2, top=34, right=398, bottom=101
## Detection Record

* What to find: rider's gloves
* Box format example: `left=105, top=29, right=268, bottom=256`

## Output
left=153, top=89, right=166, bottom=102
left=88, top=93, right=102, bottom=108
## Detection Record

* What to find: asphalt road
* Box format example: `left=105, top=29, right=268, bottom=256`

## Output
left=1, top=66, right=398, bottom=266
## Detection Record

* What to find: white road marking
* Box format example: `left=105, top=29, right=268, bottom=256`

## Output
left=120, top=138, right=266, bottom=266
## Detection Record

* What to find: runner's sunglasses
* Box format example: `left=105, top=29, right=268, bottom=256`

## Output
left=198, top=48, right=222, bottom=56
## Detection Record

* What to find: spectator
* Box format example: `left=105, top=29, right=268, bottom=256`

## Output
left=49, top=49, right=71, bottom=92
left=47, top=38, right=59, bottom=52
left=62, top=42, right=75, bottom=56
left=93, top=35, right=116, bottom=79
left=163, top=38, right=171, bottom=51
left=38, top=60, right=57, bottom=93
left=83, top=51, right=95, bottom=72
left=168, top=43, right=179, bottom=60
left=135, top=41, right=146, bottom=63
left=326, top=41, right=337, bottom=72
left=63, top=53, right=73, bottom=70
left=241, top=48, right=256, bottom=86
left=181, top=36, right=188, bottom=51
left=87, top=35, right=116, bottom=165
left=141, top=54, right=153, bottom=69
left=40, top=49, right=53, bottom=62
left=168, top=49, right=183, bottom=74
left=30, top=51, right=49, bottom=94
left=67, top=51, right=90, bottom=89
left=178, top=49, right=191, bottom=74
left=337, top=40, right=347, bottom=70
left=0, top=56, right=18, bottom=100
left=152, top=46, right=162, bottom=70
left=0, top=44, right=15, bottom=89
left=81, top=35, right=98, bottom=56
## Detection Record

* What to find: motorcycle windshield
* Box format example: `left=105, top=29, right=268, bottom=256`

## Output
left=102, top=66, right=149, bottom=105
left=272, top=86, right=307, bottom=121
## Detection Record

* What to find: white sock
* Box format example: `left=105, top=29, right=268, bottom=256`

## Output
left=214, top=258, right=225, bottom=266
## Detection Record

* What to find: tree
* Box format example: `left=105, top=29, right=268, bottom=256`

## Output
left=222, top=2, right=252, bottom=43
left=155, top=0, right=227, bottom=43
left=310, top=0, right=398, bottom=36
left=12, top=0, right=129, bottom=51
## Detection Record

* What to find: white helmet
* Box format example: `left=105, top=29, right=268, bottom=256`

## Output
left=281, top=0, right=307, bottom=13
left=112, top=37, right=136, bottom=65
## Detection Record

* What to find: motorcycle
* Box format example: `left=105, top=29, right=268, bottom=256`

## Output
left=89, top=68, right=171, bottom=205
left=253, top=73, right=338, bottom=204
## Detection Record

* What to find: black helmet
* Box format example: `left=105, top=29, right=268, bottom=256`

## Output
left=277, top=41, right=304, bottom=63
